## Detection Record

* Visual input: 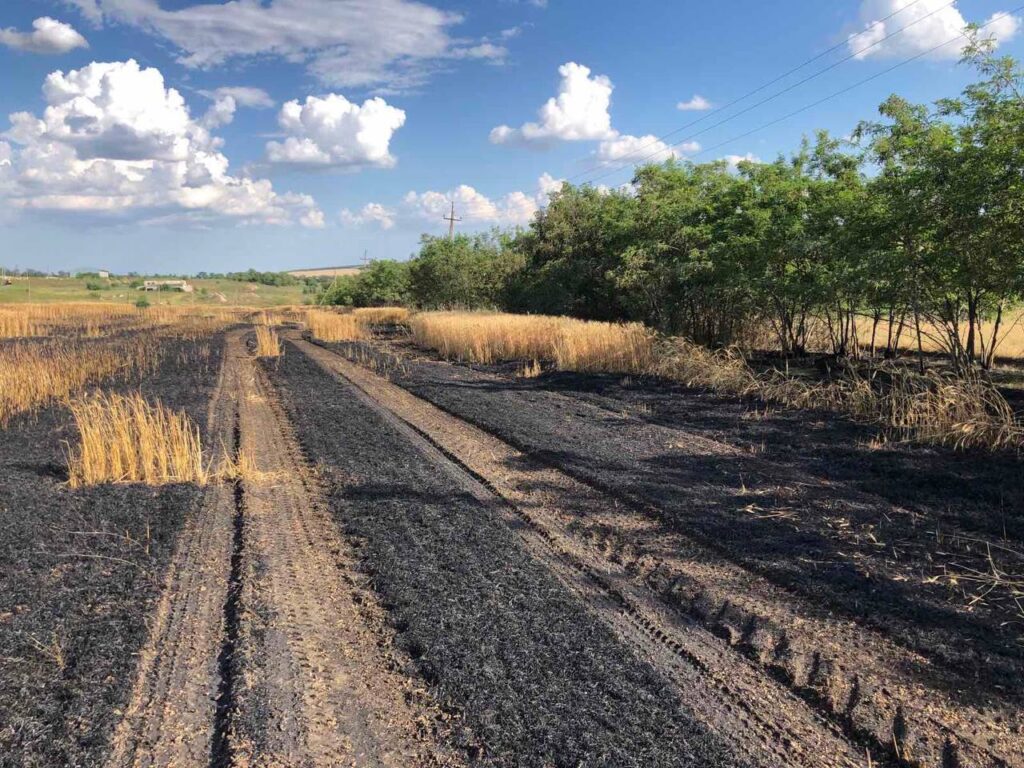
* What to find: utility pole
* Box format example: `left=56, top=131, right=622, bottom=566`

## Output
left=361, top=249, right=369, bottom=267
left=443, top=200, right=461, bottom=241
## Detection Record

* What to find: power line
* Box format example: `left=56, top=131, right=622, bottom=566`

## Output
left=579, top=4, right=1024, bottom=189
left=567, top=0, right=954, bottom=185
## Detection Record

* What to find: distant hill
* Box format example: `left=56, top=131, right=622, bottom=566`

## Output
left=286, top=265, right=363, bottom=279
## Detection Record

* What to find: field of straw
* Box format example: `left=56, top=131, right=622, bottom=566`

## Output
left=353, top=306, right=411, bottom=325
left=306, top=310, right=368, bottom=342
left=65, top=392, right=207, bottom=487
left=0, top=339, right=159, bottom=425
left=409, top=312, right=655, bottom=374
left=0, top=304, right=238, bottom=426
left=408, top=311, right=1022, bottom=451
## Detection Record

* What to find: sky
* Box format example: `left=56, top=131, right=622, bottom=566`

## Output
left=1, top=0, right=1022, bottom=275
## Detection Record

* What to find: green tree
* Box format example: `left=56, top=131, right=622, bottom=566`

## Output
left=352, top=260, right=411, bottom=307
left=409, top=232, right=524, bottom=309
left=507, top=184, right=638, bottom=320
left=318, top=275, right=358, bottom=306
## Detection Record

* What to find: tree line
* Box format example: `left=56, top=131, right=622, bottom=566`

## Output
left=321, top=45, right=1024, bottom=370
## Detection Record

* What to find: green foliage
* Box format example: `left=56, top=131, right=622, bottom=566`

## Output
left=318, top=275, right=358, bottom=306
left=409, top=232, right=524, bottom=310
left=135, top=297, right=151, bottom=309
left=318, top=261, right=412, bottom=307
left=505, top=185, right=638, bottom=321
left=84, top=280, right=107, bottom=291
left=224, top=269, right=299, bottom=287
left=353, top=260, right=411, bottom=306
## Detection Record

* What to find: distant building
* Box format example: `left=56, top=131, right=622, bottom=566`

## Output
left=286, top=265, right=363, bottom=279
left=98, top=270, right=110, bottom=279
left=143, top=279, right=194, bottom=293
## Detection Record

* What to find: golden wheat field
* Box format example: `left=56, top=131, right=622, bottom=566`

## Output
left=409, top=311, right=655, bottom=373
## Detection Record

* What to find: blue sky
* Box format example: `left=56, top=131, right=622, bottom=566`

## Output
left=1, top=0, right=1022, bottom=274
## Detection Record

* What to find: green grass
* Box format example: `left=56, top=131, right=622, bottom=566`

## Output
left=0, top=277, right=307, bottom=307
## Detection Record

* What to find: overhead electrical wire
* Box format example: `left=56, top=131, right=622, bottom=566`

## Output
left=565, top=0, right=958, bottom=185
left=576, top=4, right=1024, bottom=189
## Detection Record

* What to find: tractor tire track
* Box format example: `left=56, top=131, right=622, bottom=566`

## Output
left=105, top=333, right=242, bottom=768
left=227, top=342, right=462, bottom=768
left=293, top=333, right=1023, bottom=768
left=107, top=330, right=463, bottom=768
left=289, top=334, right=870, bottom=768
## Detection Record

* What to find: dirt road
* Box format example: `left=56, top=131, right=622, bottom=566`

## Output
left=107, top=331, right=462, bottom=768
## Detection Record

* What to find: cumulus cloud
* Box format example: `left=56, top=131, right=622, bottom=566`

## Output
left=265, top=94, right=405, bottom=169
left=1, top=59, right=322, bottom=227
left=847, top=0, right=1020, bottom=59
left=722, top=153, right=761, bottom=171
left=595, top=134, right=699, bottom=166
left=490, top=62, right=615, bottom=145
left=197, top=87, right=275, bottom=129
left=63, top=0, right=505, bottom=92
left=677, top=94, right=712, bottom=111
left=403, top=174, right=563, bottom=227
left=202, top=87, right=274, bottom=109
left=340, top=202, right=397, bottom=230
left=0, top=17, right=88, bottom=54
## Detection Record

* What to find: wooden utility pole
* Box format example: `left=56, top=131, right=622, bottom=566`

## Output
left=443, top=201, right=461, bottom=241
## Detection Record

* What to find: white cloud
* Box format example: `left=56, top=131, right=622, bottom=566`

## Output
left=402, top=174, right=562, bottom=227
left=266, top=94, right=406, bottom=169
left=677, top=94, right=712, bottom=111
left=847, top=0, right=1019, bottom=59
left=595, top=134, right=699, bottom=166
left=340, top=203, right=396, bottom=230
left=198, top=87, right=274, bottom=130
left=202, top=87, right=274, bottom=110
left=1, top=59, right=322, bottom=227
left=64, top=0, right=504, bottom=92
left=491, top=62, right=615, bottom=145
left=984, top=11, right=1021, bottom=42
left=536, top=171, right=564, bottom=203
left=0, top=17, right=88, bottom=54
left=722, top=153, right=761, bottom=171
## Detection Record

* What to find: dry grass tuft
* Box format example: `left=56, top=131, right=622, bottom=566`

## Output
left=652, top=339, right=757, bottom=394
left=353, top=306, right=411, bottom=325
left=217, top=446, right=283, bottom=485
left=518, top=359, right=543, bottom=378
left=66, top=392, right=207, bottom=487
left=410, top=311, right=654, bottom=373
left=254, top=325, right=282, bottom=358
left=307, top=310, right=367, bottom=342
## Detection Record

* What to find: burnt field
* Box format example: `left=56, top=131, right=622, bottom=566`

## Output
left=315, top=329, right=1024, bottom=768
left=0, top=336, right=223, bottom=767
left=2, top=309, right=1022, bottom=768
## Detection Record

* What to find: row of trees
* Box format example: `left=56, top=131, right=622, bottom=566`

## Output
left=322, top=45, right=1024, bottom=369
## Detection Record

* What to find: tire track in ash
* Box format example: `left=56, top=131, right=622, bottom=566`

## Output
left=289, top=334, right=869, bottom=768
left=105, top=332, right=241, bottom=768
left=311, top=338, right=1024, bottom=768
left=228, top=340, right=463, bottom=768
left=107, top=330, right=463, bottom=768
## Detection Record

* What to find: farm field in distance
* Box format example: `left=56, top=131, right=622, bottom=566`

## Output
left=0, top=275, right=309, bottom=307
left=1, top=302, right=1021, bottom=768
